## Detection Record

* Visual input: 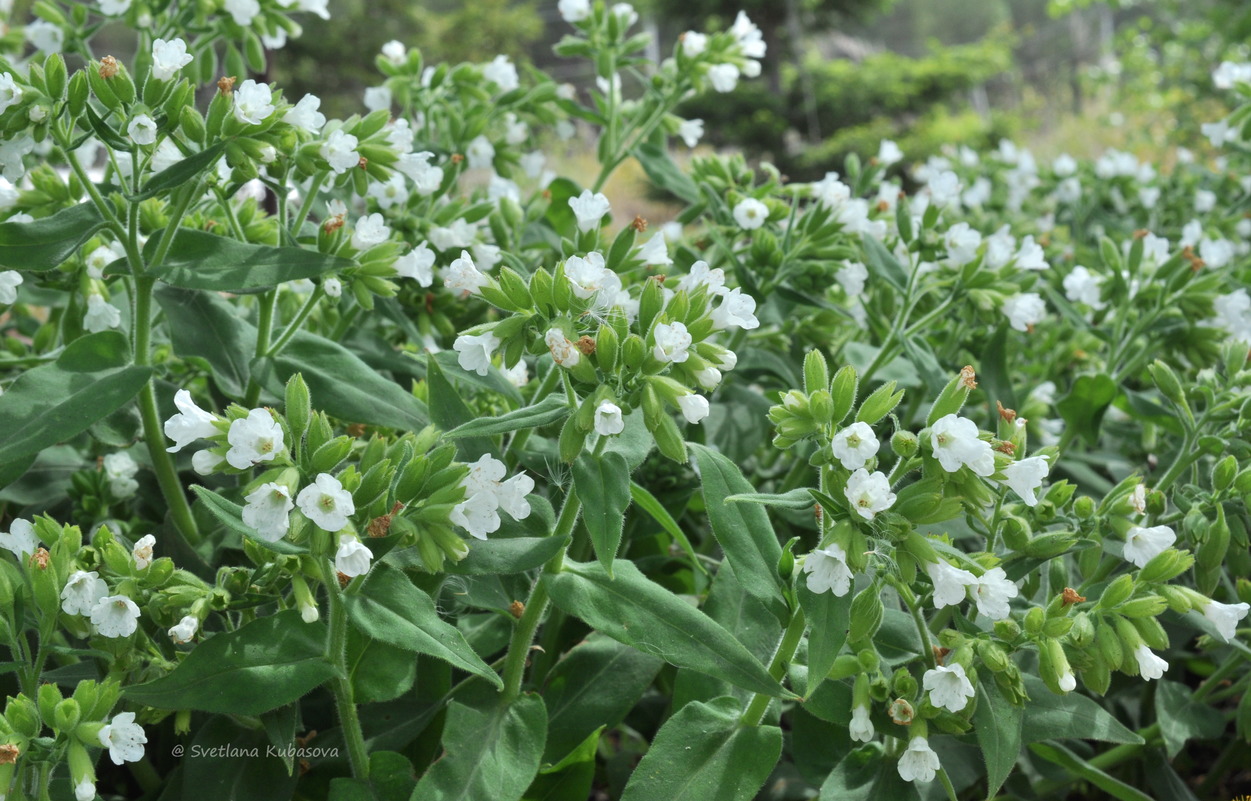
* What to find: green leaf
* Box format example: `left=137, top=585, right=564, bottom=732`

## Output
left=1029, top=742, right=1153, bottom=801
left=1153, top=680, right=1225, bottom=758
left=973, top=679, right=1023, bottom=799
left=979, top=324, right=1017, bottom=414
left=818, top=743, right=920, bottom=801
left=445, top=394, right=571, bottom=440
left=1020, top=675, right=1144, bottom=745
left=542, top=178, right=580, bottom=239
left=330, top=752, right=419, bottom=801
left=445, top=536, right=569, bottom=576
left=525, top=729, right=599, bottom=801
left=633, top=143, right=701, bottom=204
left=0, top=332, right=151, bottom=465
left=146, top=229, right=354, bottom=291
left=410, top=695, right=546, bottom=801
left=425, top=355, right=495, bottom=459
left=547, top=559, right=784, bottom=698
left=155, top=286, right=258, bottom=398
left=0, top=203, right=108, bottom=271
left=346, top=627, right=416, bottom=704
left=796, top=581, right=850, bottom=694
left=620, top=696, right=782, bottom=801
left=572, top=451, right=632, bottom=574
left=251, top=332, right=428, bottom=431
left=629, top=481, right=707, bottom=576
left=861, top=235, right=908, bottom=292
left=541, top=635, right=663, bottom=765
left=342, top=564, right=501, bottom=688
left=176, top=716, right=298, bottom=800
left=123, top=611, right=336, bottom=715
left=689, top=443, right=787, bottom=623
left=132, top=142, right=228, bottom=200
left=1056, top=374, right=1118, bottom=446
left=190, top=486, right=308, bottom=554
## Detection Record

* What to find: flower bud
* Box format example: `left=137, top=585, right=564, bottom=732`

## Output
left=857, top=648, right=880, bottom=673
left=5, top=695, right=40, bottom=739
left=1039, top=639, right=1075, bottom=695
left=529, top=267, right=554, bottom=312
left=848, top=585, right=884, bottom=645
left=68, top=70, right=89, bottom=117
left=1000, top=516, right=1030, bottom=551
left=1045, top=480, right=1076, bottom=507
left=1145, top=488, right=1166, bottom=515
left=830, top=365, right=858, bottom=424
left=808, top=389, right=835, bottom=426
left=54, top=698, right=82, bottom=733
left=994, top=618, right=1021, bottom=642
left=978, top=640, right=1011, bottom=673
left=1094, top=620, right=1123, bottom=670
left=891, top=667, right=918, bottom=698
left=558, top=415, right=588, bottom=463
left=1098, top=574, right=1135, bottom=609
left=1138, top=548, right=1193, bottom=584
left=1196, top=511, right=1230, bottom=573
left=1023, top=531, right=1077, bottom=559
left=621, top=334, right=645, bottom=370
left=1132, top=615, right=1169, bottom=651
left=596, top=324, right=619, bottom=373
left=1068, top=612, right=1095, bottom=647
left=1148, top=360, right=1186, bottom=407
left=1211, top=455, right=1238, bottom=493
left=829, top=654, right=863, bottom=680
left=891, top=429, right=919, bottom=458
left=1024, top=606, right=1045, bottom=635
left=777, top=537, right=797, bottom=582
left=1073, top=495, right=1095, bottom=519
left=803, top=350, right=829, bottom=395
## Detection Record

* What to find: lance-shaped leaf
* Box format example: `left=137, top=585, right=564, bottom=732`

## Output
left=341, top=564, right=501, bottom=688
left=410, top=694, right=546, bottom=801
left=690, top=443, right=787, bottom=623
left=547, top=559, right=784, bottom=698
left=444, top=393, right=571, bottom=440
left=572, top=451, right=632, bottom=574
left=0, top=203, right=107, bottom=271
left=0, top=332, right=151, bottom=465
left=155, top=286, right=258, bottom=399
left=123, top=611, right=336, bottom=715
left=145, top=229, right=354, bottom=291
left=796, top=581, right=850, bottom=694
left=973, top=678, right=1023, bottom=799
left=620, top=696, right=782, bottom=801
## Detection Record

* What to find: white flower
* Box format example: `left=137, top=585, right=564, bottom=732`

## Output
left=192, top=450, right=223, bottom=475
left=483, top=55, right=519, bottom=92
left=0, top=135, right=35, bottom=182
left=595, top=401, right=625, bottom=436
left=232, top=80, right=274, bottom=125
left=130, top=534, right=155, bottom=570
left=565, top=252, right=613, bottom=299
left=0, top=73, right=22, bottom=116
left=927, top=560, right=977, bottom=609
left=224, top=0, right=260, bottom=25
left=394, top=244, right=436, bottom=286
left=84, top=294, right=121, bottom=333
left=1123, top=525, right=1175, bottom=568
left=676, top=261, right=726, bottom=295
left=695, top=367, right=722, bottom=391
left=351, top=213, right=390, bottom=251
left=849, top=704, right=874, bottom=742
left=677, top=394, right=710, bottom=424
left=381, top=39, right=406, bottom=65
left=706, top=63, right=740, bottom=93
left=168, top=615, right=198, bottom=644
left=444, top=250, right=488, bottom=295
left=835, top=262, right=868, bottom=297
left=930, top=414, right=994, bottom=476
left=127, top=114, right=158, bottom=146
left=103, top=451, right=139, bottom=499
left=1202, top=600, right=1250, bottom=642
left=831, top=422, right=879, bottom=470
left=225, top=409, right=285, bottom=470
left=1002, top=455, right=1049, bottom=506
left=1063, top=266, right=1104, bottom=310
left=0, top=270, right=22, bottom=305
left=26, top=20, right=64, bottom=53
left=612, top=2, right=638, bottom=26
left=711, top=288, right=759, bottom=330
left=335, top=535, right=373, bottom=577
left=927, top=170, right=962, bottom=207
left=465, top=135, right=495, bottom=170
left=802, top=544, right=853, bottom=596
left=454, top=331, right=500, bottom=376
left=637, top=232, right=672, bottom=265
left=569, top=190, right=611, bottom=232
left=1213, top=290, right=1251, bottom=344
left=1, top=518, right=37, bottom=560
left=971, top=567, right=1018, bottom=620
left=877, top=139, right=903, bottom=166
left=98, top=712, right=147, bottom=765
left=943, top=223, right=982, bottom=266
left=733, top=198, right=768, bottom=230
left=1133, top=644, right=1168, bottom=680
left=451, top=493, right=501, bottom=540
left=297, top=473, right=355, bottom=532
left=677, top=118, right=704, bottom=148
left=496, top=473, right=535, bottom=520
left=320, top=129, right=360, bottom=174
left=1003, top=292, right=1045, bottom=333
left=62, top=571, right=108, bottom=615
left=923, top=663, right=975, bottom=712
left=546, top=328, right=581, bottom=367
left=1014, top=236, right=1048, bottom=271
left=91, top=595, right=141, bottom=638
left=1200, top=237, right=1235, bottom=269
left=363, top=85, right=391, bottom=113
left=151, top=139, right=184, bottom=173
left=164, top=389, right=219, bottom=452
left=730, top=11, right=765, bottom=57
left=558, top=0, right=590, bottom=23
left=393, top=152, right=443, bottom=196
left=844, top=468, right=895, bottom=520
left=243, top=482, right=294, bottom=541
left=285, top=94, right=327, bottom=134
left=897, top=736, right=940, bottom=783
left=652, top=321, right=692, bottom=364
left=75, top=779, right=95, bottom=801
left=682, top=30, right=708, bottom=57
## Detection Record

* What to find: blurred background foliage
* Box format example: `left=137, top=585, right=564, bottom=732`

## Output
left=257, top=0, right=1251, bottom=177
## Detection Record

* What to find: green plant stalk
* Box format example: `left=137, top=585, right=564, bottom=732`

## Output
left=242, top=290, right=280, bottom=407
left=266, top=285, right=326, bottom=359
left=740, top=605, right=806, bottom=727
left=503, top=365, right=563, bottom=470
left=319, top=559, right=370, bottom=780
left=500, top=486, right=583, bottom=704
left=937, top=767, right=960, bottom=801
left=892, top=578, right=937, bottom=670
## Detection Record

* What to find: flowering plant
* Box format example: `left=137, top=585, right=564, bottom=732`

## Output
left=0, top=1, right=1250, bottom=799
